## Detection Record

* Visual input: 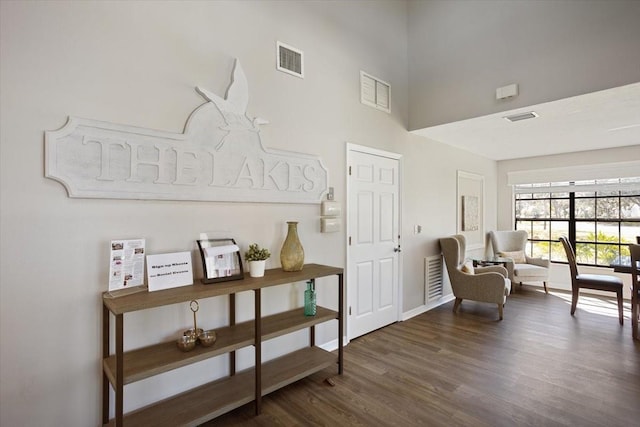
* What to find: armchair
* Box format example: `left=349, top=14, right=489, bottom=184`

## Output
left=439, top=235, right=511, bottom=320
left=489, top=230, right=550, bottom=293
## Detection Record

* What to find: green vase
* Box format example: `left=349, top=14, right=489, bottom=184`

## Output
left=304, top=280, right=316, bottom=316
left=280, top=221, right=304, bottom=271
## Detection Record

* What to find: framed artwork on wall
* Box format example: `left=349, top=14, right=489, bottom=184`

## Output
left=457, top=171, right=485, bottom=250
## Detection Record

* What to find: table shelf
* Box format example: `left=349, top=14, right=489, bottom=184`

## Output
left=103, top=306, right=338, bottom=386
left=104, top=347, right=336, bottom=427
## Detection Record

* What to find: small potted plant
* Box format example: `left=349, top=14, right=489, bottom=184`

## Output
left=245, top=243, right=270, bottom=278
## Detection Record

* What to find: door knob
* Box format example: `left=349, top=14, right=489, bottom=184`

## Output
left=394, top=246, right=401, bottom=253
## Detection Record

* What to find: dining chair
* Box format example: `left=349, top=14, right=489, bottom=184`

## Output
left=630, top=243, right=640, bottom=340
left=559, top=236, right=624, bottom=325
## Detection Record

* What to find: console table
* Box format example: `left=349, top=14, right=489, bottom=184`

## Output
left=102, top=263, right=344, bottom=426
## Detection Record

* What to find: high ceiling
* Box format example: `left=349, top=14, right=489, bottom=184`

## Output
left=411, top=82, right=640, bottom=161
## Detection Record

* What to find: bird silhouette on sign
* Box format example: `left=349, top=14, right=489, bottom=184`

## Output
left=196, top=59, right=268, bottom=150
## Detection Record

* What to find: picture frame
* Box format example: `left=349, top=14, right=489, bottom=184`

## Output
left=197, top=238, right=244, bottom=284
left=457, top=170, right=485, bottom=250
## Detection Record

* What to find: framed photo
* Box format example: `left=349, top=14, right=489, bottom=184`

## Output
left=462, top=195, right=479, bottom=231
left=197, top=238, right=244, bottom=284
left=457, top=171, right=484, bottom=250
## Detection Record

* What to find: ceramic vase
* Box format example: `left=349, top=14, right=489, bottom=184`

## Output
left=249, top=260, right=266, bottom=278
left=280, top=221, right=304, bottom=271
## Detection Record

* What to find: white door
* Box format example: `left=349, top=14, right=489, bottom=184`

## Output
left=347, top=146, right=400, bottom=339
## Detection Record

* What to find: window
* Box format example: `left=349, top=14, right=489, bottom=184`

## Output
left=515, top=178, right=640, bottom=266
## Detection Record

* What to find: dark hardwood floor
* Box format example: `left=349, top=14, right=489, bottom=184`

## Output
left=204, top=286, right=640, bottom=426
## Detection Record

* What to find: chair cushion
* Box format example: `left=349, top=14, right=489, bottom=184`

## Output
left=514, top=263, right=548, bottom=278
left=498, top=250, right=526, bottom=263
left=576, top=273, right=623, bottom=290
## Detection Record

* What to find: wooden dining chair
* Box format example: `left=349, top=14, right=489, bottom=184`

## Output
left=559, top=236, right=624, bottom=325
left=630, top=244, right=640, bottom=340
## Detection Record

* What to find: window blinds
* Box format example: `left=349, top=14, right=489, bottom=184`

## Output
left=507, top=160, right=640, bottom=194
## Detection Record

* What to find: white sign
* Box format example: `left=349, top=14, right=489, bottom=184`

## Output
left=146, top=252, right=193, bottom=292
left=44, top=59, right=328, bottom=203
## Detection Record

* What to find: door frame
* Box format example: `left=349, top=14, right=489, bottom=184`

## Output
left=345, top=142, right=403, bottom=341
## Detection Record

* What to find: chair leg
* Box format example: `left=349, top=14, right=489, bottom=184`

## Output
left=543, top=281, right=548, bottom=294
left=633, top=298, right=639, bottom=340
left=617, top=289, right=624, bottom=326
left=498, top=303, right=503, bottom=321
left=453, top=298, right=462, bottom=313
left=571, top=289, right=579, bottom=315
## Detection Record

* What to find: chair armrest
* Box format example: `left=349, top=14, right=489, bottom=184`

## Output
left=525, top=256, right=550, bottom=268
left=475, top=265, right=508, bottom=278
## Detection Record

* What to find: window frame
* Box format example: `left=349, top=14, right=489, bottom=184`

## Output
left=514, top=188, right=640, bottom=267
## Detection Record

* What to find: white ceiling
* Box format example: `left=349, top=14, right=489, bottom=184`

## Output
left=411, top=82, right=640, bottom=161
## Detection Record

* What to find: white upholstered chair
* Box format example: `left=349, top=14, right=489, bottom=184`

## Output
left=489, top=230, right=550, bottom=293
left=440, top=235, right=511, bottom=320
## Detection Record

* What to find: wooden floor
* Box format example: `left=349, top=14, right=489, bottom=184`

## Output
left=204, top=286, right=640, bottom=426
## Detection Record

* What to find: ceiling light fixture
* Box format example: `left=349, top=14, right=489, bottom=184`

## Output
left=503, top=111, right=539, bottom=122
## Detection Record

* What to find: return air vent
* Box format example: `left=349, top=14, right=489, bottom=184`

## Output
left=504, top=111, right=539, bottom=122
left=360, top=71, right=390, bottom=113
left=425, top=255, right=444, bottom=303
left=277, top=41, right=304, bottom=78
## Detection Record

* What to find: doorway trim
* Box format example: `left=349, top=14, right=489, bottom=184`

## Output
left=345, top=142, right=403, bottom=341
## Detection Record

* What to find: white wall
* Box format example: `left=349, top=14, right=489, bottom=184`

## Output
left=0, top=1, right=495, bottom=425
left=408, top=0, right=640, bottom=129
left=400, top=133, right=497, bottom=313
left=496, top=145, right=640, bottom=295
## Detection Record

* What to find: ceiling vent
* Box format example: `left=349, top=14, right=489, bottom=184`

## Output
left=504, top=111, right=539, bottom=122
left=276, top=41, right=304, bottom=78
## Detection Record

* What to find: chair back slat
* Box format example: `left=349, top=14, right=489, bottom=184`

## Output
left=631, top=243, right=640, bottom=339
left=630, top=243, right=640, bottom=287
left=559, top=237, right=579, bottom=284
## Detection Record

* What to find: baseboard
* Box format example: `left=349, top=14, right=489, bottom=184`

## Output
left=319, top=335, right=349, bottom=352
left=401, top=294, right=455, bottom=321
left=402, top=305, right=429, bottom=321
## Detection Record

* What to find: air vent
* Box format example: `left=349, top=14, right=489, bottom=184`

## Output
left=425, top=255, right=444, bottom=303
left=360, top=71, right=390, bottom=113
left=504, top=111, right=539, bottom=122
left=277, top=41, right=304, bottom=78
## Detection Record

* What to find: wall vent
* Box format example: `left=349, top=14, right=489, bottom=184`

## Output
left=504, top=111, right=538, bottom=122
left=360, top=71, right=390, bottom=113
left=425, top=255, right=444, bottom=303
left=277, top=41, right=304, bottom=78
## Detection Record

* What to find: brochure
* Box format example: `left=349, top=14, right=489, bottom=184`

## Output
left=108, top=239, right=146, bottom=292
